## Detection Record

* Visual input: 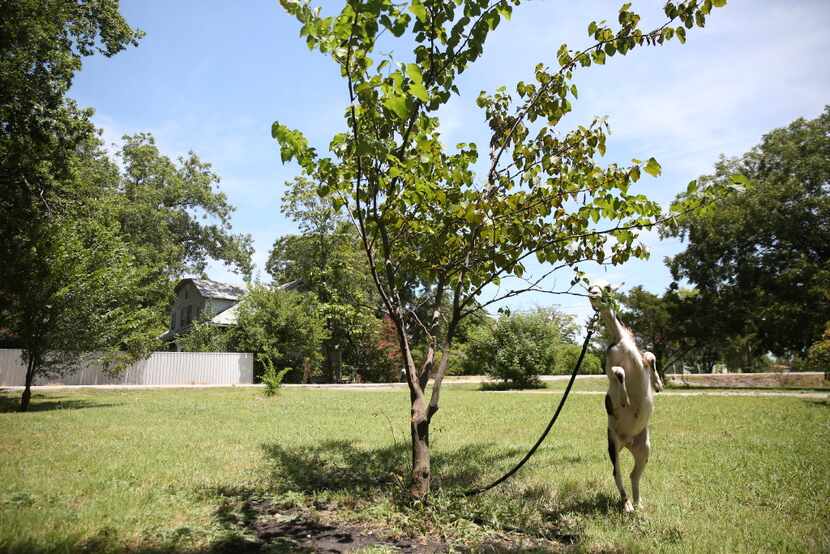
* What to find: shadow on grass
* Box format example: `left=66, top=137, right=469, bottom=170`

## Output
left=195, top=440, right=613, bottom=551
left=0, top=394, right=120, bottom=413
left=0, top=440, right=612, bottom=553
left=479, top=381, right=547, bottom=391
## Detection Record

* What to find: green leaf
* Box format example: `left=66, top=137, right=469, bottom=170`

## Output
left=588, top=21, right=597, bottom=36
left=729, top=173, right=749, bottom=191
left=686, top=179, right=698, bottom=194
left=644, top=157, right=662, bottom=177
left=712, top=0, right=727, bottom=6
left=410, top=81, right=429, bottom=102
left=409, top=1, right=427, bottom=22
left=384, top=94, right=409, bottom=120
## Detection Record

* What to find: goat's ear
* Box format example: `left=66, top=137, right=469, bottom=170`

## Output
left=610, top=282, right=625, bottom=292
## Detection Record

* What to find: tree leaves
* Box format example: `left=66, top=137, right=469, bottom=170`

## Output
left=644, top=157, right=662, bottom=177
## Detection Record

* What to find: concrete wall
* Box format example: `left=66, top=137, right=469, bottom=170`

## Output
left=665, top=372, right=829, bottom=389
left=0, top=349, right=254, bottom=386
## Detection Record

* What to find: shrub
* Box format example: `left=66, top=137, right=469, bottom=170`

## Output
left=465, top=309, right=569, bottom=388
left=261, top=356, right=292, bottom=397
left=554, top=343, right=603, bottom=375
left=234, top=286, right=328, bottom=382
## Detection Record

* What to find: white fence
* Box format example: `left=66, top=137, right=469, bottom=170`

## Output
left=0, top=349, right=254, bottom=386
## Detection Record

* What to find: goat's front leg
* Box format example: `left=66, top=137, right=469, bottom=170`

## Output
left=629, top=426, right=651, bottom=509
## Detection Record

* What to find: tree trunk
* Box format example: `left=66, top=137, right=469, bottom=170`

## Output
left=410, top=411, right=431, bottom=499
left=20, top=354, right=35, bottom=412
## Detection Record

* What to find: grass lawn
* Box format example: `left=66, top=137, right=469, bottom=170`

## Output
left=0, top=387, right=827, bottom=553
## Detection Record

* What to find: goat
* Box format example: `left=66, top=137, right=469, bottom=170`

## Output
left=589, top=282, right=656, bottom=512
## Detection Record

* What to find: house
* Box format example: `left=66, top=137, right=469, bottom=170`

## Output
left=164, top=277, right=302, bottom=351
left=165, top=278, right=246, bottom=350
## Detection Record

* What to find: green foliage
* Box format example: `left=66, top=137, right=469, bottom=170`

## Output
left=234, top=286, right=329, bottom=382
left=260, top=356, right=292, bottom=396
left=464, top=308, right=577, bottom=387
left=554, top=343, right=602, bottom=375
left=804, top=322, right=830, bottom=371
left=663, top=107, right=830, bottom=360
left=176, top=319, right=233, bottom=353
left=268, top=176, right=387, bottom=381
left=117, top=133, right=254, bottom=286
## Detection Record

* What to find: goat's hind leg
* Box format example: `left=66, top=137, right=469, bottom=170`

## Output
left=629, top=426, right=651, bottom=509
left=607, top=426, right=633, bottom=512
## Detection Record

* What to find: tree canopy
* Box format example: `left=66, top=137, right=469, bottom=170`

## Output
left=664, top=107, right=830, bottom=360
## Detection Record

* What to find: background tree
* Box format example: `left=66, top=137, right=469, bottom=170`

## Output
left=176, top=319, right=233, bottom=353
left=664, top=108, right=830, bottom=364
left=268, top=177, right=385, bottom=381
left=274, top=0, right=728, bottom=498
left=116, top=133, right=254, bottom=318
left=7, top=154, right=161, bottom=410
left=0, top=0, right=153, bottom=410
left=234, top=286, right=329, bottom=382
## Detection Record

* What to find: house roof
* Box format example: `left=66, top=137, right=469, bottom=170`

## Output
left=175, top=278, right=246, bottom=300
left=210, top=303, right=240, bottom=326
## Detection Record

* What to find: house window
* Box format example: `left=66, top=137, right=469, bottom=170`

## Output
left=181, top=307, right=187, bottom=326
left=186, top=305, right=192, bottom=325
left=171, top=312, right=176, bottom=330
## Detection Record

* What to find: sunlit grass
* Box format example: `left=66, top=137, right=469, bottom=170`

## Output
left=0, top=387, right=827, bottom=552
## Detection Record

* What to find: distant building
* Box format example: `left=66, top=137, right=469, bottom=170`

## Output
left=163, top=277, right=300, bottom=351
left=163, top=278, right=245, bottom=351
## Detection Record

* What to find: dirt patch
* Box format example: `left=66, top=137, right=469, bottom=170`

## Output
left=255, top=514, right=446, bottom=552
left=239, top=498, right=447, bottom=553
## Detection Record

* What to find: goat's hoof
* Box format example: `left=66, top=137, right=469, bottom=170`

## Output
left=623, top=500, right=635, bottom=513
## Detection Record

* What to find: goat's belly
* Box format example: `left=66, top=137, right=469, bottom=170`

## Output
left=609, top=405, right=652, bottom=444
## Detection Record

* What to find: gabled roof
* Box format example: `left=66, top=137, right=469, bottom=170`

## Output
left=175, top=278, right=246, bottom=300
left=210, top=303, right=240, bottom=326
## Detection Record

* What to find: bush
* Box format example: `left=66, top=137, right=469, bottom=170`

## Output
left=464, top=309, right=570, bottom=388
left=234, top=286, right=328, bottom=382
left=554, top=343, right=603, bottom=375
left=261, top=356, right=291, bottom=397
left=804, top=323, right=830, bottom=371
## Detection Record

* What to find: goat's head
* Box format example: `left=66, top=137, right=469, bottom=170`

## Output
left=587, top=279, right=623, bottom=312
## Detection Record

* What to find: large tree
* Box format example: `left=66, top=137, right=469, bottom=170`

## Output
left=267, top=177, right=384, bottom=381
left=664, top=108, right=830, bottom=362
left=0, top=0, right=148, bottom=411
left=115, top=133, right=254, bottom=318
left=273, top=0, right=727, bottom=498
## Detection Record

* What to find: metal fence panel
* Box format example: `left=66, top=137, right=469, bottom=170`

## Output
left=0, top=349, right=254, bottom=386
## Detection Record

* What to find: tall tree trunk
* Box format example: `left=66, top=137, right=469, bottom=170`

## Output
left=20, top=353, right=35, bottom=412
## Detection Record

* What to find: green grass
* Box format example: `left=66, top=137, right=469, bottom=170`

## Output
left=0, top=387, right=828, bottom=553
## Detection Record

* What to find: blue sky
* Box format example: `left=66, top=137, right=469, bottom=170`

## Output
left=70, top=0, right=830, bottom=323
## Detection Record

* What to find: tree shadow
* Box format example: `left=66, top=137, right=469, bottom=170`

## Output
left=0, top=394, right=121, bottom=413
left=0, top=440, right=614, bottom=553
left=195, top=440, right=616, bottom=552
left=256, top=439, right=536, bottom=498
left=802, top=397, right=830, bottom=409
left=479, top=381, right=547, bottom=391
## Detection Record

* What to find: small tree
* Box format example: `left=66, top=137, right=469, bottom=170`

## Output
left=12, top=214, right=160, bottom=411
left=274, top=0, right=728, bottom=498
